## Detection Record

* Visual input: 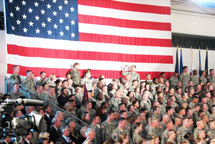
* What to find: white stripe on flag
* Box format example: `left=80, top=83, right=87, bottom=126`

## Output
left=79, top=23, right=171, bottom=39
left=78, top=5, right=171, bottom=23
left=7, top=54, right=175, bottom=72
left=6, top=34, right=173, bottom=56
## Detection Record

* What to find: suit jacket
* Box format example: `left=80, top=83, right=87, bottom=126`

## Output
left=44, top=114, right=52, bottom=131
left=49, top=126, right=60, bottom=143
left=24, top=139, right=32, bottom=144
left=56, top=136, right=73, bottom=144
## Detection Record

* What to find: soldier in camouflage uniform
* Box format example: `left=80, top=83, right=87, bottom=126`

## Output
left=36, top=71, right=49, bottom=86
left=70, top=62, right=80, bottom=88
left=122, top=65, right=140, bottom=85
left=23, top=70, right=36, bottom=93
left=207, top=120, right=215, bottom=140
left=9, top=83, right=23, bottom=99
left=191, top=70, right=199, bottom=87
left=161, top=120, right=175, bottom=144
left=177, top=117, right=192, bottom=144
left=112, top=118, right=128, bottom=142
left=169, top=72, right=179, bottom=88
left=144, top=117, right=159, bottom=139
left=180, top=66, right=190, bottom=93
left=101, top=111, right=117, bottom=142
left=10, top=65, right=22, bottom=84
left=132, top=123, right=143, bottom=144
left=208, top=69, right=215, bottom=88
left=200, top=70, right=208, bottom=84
left=193, top=120, right=205, bottom=142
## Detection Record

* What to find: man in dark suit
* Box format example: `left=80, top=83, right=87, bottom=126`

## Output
left=56, top=126, right=73, bottom=144
left=49, top=117, right=62, bottom=143
left=44, top=105, right=53, bottom=131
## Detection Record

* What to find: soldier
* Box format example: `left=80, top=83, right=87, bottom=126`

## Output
left=169, top=72, right=179, bottom=88
left=161, top=120, right=174, bottom=144
left=9, top=83, right=23, bottom=99
left=144, top=117, right=159, bottom=139
left=177, top=117, right=192, bottom=144
left=200, top=70, right=208, bottom=84
left=101, top=111, right=117, bottom=142
left=112, top=118, right=128, bottom=142
left=36, top=71, right=49, bottom=86
left=10, top=65, right=22, bottom=84
left=193, top=120, right=205, bottom=141
left=91, top=116, right=102, bottom=144
left=207, top=120, right=215, bottom=140
left=109, top=90, right=121, bottom=112
left=132, top=123, right=143, bottom=144
left=122, top=65, right=140, bottom=85
left=70, top=62, right=80, bottom=88
left=158, top=114, right=169, bottom=137
left=191, top=70, right=199, bottom=87
left=180, top=66, right=190, bottom=93
left=208, top=69, right=215, bottom=88
left=145, top=74, right=152, bottom=86
left=23, top=70, right=36, bottom=93
left=166, top=130, right=176, bottom=144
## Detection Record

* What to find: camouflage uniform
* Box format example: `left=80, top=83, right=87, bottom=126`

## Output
left=144, top=125, right=159, bottom=139
left=191, top=75, right=199, bottom=86
left=132, top=131, right=143, bottom=144
left=23, top=77, right=36, bottom=93
left=199, top=75, right=207, bottom=84
left=70, top=69, right=80, bottom=86
left=10, top=74, right=22, bottom=84
left=122, top=71, right=140, bottom=85
left=101, top=120, right=117, bottom=142
left=112, top=127, right=127, bottom=142
left=36, top=78, right=49, bottom=86
left=176, top=126, right=190, bottom=144
left=208, top=75, right=215, bottom=88
left=207, top=129, right=215, bottom=139
left=180, top=73, right=190, bottom=93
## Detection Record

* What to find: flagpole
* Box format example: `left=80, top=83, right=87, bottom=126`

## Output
left=205, top=47, right=209, bottom=75
left=199, top=47, right=202, bottom=76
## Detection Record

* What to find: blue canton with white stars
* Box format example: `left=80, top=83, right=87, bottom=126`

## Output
left=6, top=0, right=79, bottom=41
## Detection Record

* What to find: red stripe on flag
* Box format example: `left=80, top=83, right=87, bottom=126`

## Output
left=7, top=64, right=174, bottom=79
left=79, top=33, right=172, bottom=47
left=78, top=0, right=170, bottom=15
left=79, top=14, right=171, bottom=31
left=7, top=45, right=173, bottom=63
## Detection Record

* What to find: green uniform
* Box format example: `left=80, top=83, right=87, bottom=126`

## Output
left=70, top=69, right=80, bottom=85
left=132, top=131, right=143, bottom=144
left=23, top=77, right=36, bottom=93
left=208, top=75, right=215, bottom=88
left=122, top=71, right=140, bottom=85
left=10, top=74, right=22, bottom=84
left=191, top=75, right=199, bottom=86
left=112, top=127, right=127, bottom=142
left=176, top=126, right=190, bottom=144
left=180, top=72, right=190, bottom=93
left=101, top=120, right=117, bottom=142
left=144, top=125, right=159, bottom=139
left=200, top=75, right=207, bottom=84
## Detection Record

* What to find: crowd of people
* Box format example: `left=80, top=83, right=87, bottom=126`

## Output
left=1, top=62, right=215, bottom=144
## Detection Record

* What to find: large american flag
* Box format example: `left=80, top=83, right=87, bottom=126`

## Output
left=5, top=0, right=174, bottom=80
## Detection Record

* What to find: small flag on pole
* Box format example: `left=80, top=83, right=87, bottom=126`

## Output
left=180, top=48, right=183, bottom=74
left=175, top=46, right=179, bottom=73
